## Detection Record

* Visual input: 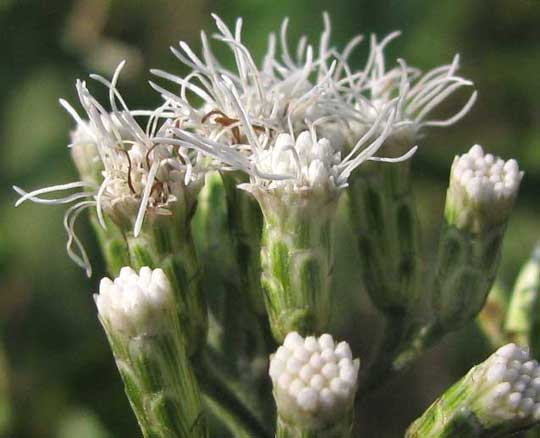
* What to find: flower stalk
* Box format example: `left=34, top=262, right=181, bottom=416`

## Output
left=505, top=245, right=540, bottom=354
left=221, top=171, right=265, bottom=315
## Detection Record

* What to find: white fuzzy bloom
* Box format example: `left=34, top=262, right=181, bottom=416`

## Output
left=95, top=266, right=174, bottom=336
left=446, top=144, right=523, bottom=231
left=269, top=332, right=360, bottom=429
left=347, top=38, right=477, bottom=148
left=151, top=14, right=417, bottom=196
left=161, top=101, right=414, bottom=197
left=475, top=343, right=540, bottom=423
left=14, top=62, right=206, bottom=275
left=255, top=131, right=341, bottom=193
left=150, top=14, right=362, bottom=144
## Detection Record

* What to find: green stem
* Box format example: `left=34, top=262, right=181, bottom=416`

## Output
left=125, top=221, right=207, bottom=356
left=371, top=218, right=509, bottom=385
left=222, top=171, right=265, bottom=315
left=196, top=352, right=272, bottom=438
left=348, top=161, right=422, bottom=317
left=89, top=211, right=130, bottom=277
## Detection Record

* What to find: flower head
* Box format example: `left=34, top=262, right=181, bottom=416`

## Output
left=345, top=36, right=477, bottom=151
left=445, top=144, right=523, bottom=232
left=95, top=266, right=174, bottom=336
left=269, top=332, right=360, bottom=429
left=149, top=14, right=417, bottom=198
left=14, top=62, right=207, bottom=275
left=472, top=343, right=540, bottom=425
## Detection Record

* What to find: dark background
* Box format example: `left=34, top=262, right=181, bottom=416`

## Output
left=1, top=0, right=539, bottom=436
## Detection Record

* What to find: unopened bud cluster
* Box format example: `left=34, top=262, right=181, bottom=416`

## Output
left=446, top=145, right=523, bottom=232
left=477, top=343, right=540, bottom=422
left=95, top=266, right=173, bottom=336
left=270, top=332, right=359, bottom=429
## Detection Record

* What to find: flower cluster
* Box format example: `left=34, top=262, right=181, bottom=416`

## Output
left=14, top=14, right=477, bottom=275
left=477, top=343, right=540, bottom=422
left=446, top=144, right=523, bottom=232
left=95, top=266, right=173, bottom=336
left=269, top=332, right=360, bottom=429
left=14, top=63, right=207, bottom=275
left=14, top=11, right=537, bottom=438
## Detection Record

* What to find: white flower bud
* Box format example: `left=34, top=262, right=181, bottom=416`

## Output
left=446, top=145, right=523, bottom=232
left=94, top=266, right=174, bottom=336
left=474, top=344, right=540, bottom=424
left=270, top=332, right=360, bottom=429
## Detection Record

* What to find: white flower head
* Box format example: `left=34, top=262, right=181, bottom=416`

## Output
left=149, top=14, right=419, bottom=198
left=446, top=144, right=523, bottom=232
left=269, top=332, right=360, bottom=429
left=347, top=35, right=478, bottom=150
left=14, top=62, right=207, bottom=275
left=472, top=343, right=540, bottom=426
left=150, top=14, right=364, bottom=143
left=95, top=266, right=174, bottom=336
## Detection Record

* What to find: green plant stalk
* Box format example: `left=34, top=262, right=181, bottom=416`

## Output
left=348, top=160, right=422, bottom=316
left=506, top=247, right=540, bottom=438
left=405, top=370, right=482, bottom=438
left=275, top=409, right=354, bottom=438
left=103, top=321, right=208, bottom=438
left=89, top=212, right=130, bottom=277
left=505, top=246, right=540, bottom=353
left=196, top=352, right=272, bottom=438
left=406, top=367, right=535, bottom=438
left=257, top=190, right=338, bottom=342
left=192, top=172, right=274, bottom=434
left=391, top=221, right=507, bottom=373
left=194, top=172, right=271, bottom=356
left=349, top=160, right=423, bottom=390
left=124, top=217, right=207, bottom=356
left=221, top=171, right=265, bottom=314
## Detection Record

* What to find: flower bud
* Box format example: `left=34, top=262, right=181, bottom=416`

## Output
left=406, top=344, right=540, bottom=437
left=445, top=145, right=523, bottom=233
left=433, top=145, right=522, bottom=332
left=94, top=266, right=174, bottom=337
left=270, top=332, right=359, bottom=432
left=475, top=344, right=540, bottom=425
left=94, top=266, right=208, bottom=438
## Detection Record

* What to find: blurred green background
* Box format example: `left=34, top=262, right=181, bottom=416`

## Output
left=1, top=0, right=539, bottom=436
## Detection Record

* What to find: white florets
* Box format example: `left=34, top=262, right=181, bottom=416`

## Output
left=446, top=144, right=523, bottom=232
left=478, top=343, right=540, bottom=423
left=94, top=266, right=174, bottom=336
left=257, top=131, right=341, bottom=193
left=451, top=145, right=522, bottom=204
left=269, top=332, right=360, bottom=428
